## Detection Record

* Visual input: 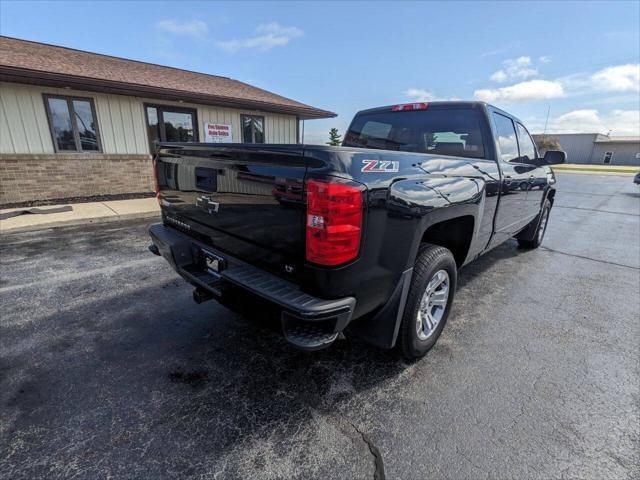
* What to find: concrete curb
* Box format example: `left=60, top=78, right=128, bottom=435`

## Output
left=1, top=210, right=160, bottom=235
left=553, top=169, right=637, bottom=176
left=552, top=165, right=639, bottom=175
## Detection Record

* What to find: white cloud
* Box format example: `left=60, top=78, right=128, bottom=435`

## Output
left=403, top=88, right=459, bottom=102
left=216, top=22, right=303, bottom=52
left=404, top=88, right=442, bottom=102
left=490, top=70, right=508, bottom=82
left=474, top=80, right=564, bottom=103
left=541, top=109, right=640, bottom=136
left=590, top=64, right=640, bottom=92
left=490, top=56, right=538, bottom=83
left=539, top=55, right=551, bottom=64
left=155, top=20, right=208, bottom=37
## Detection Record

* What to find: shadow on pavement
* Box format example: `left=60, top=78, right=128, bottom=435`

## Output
left=2, top=238, right=524, bottom=477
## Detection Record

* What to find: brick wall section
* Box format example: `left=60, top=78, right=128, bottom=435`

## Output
left=0, top=154, right=154, bottom=205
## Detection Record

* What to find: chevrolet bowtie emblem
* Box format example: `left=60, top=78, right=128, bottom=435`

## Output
left=196, top=195, right=220, bottom=214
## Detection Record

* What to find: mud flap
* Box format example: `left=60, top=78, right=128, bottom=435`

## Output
left=346, top=268, right=413, bottom=349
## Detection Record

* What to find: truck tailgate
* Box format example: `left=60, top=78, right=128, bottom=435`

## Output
left=155, top=144, right=311, bottom=278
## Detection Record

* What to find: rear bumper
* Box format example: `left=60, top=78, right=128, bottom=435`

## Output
left=148, top=223, right=356, bottom=350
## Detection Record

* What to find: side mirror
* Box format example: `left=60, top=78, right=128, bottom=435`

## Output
left=543, top=150, right=566, bottom=165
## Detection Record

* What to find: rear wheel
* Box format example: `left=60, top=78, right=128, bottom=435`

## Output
left=399, top=244, right=457, bottom=360
left=518, top=200, right=551, bottom=249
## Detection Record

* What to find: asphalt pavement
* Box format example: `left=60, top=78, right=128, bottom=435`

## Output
left=1, top=173, right=639, bottom=479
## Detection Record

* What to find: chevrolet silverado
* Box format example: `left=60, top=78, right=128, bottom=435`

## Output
left=148, top=101, right=565, bottom=359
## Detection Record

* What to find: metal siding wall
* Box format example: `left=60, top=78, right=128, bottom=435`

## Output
left=591, top=143, right=640, bottom=166
left=94, top=95, right=117, bottom=154
left=0, top=82, right=149, bottom=155
left=0, top=93, right=14, bottom=153
left=533, top=133, right=640, bottom=165
left=0, top=82, right=299, bottom=154
left=533, top=134, right=597, bottom=164
left=108, top=96, right=127, bottom=154
left=28, top=88, right=52, bottom=151
left=130, top=101, right=148, bottom=153
left=193, top=105, right=296, bottom=143
left=0, top=82, right=53, bottom=154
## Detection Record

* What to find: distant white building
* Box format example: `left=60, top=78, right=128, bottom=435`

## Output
left=532, top=133, right=640, bottom=166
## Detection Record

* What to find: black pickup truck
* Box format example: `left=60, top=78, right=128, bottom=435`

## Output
left=148, top=101, right=565, bottom=359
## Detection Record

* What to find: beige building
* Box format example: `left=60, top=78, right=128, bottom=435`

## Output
left=0, top=36, right=334, bottom=206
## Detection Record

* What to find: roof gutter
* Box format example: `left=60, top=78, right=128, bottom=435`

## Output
left=0, top=66, right=337, bottom=120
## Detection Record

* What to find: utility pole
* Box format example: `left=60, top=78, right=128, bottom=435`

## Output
left=542, top=105, right=551, bottom=137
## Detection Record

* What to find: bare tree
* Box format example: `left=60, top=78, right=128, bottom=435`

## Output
left=536, top=136, right=561, bottom=155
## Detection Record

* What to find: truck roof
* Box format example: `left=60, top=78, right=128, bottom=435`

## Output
left=354, top=101, right=488, bottom=116
left=353, top=101, right=527, bottom=130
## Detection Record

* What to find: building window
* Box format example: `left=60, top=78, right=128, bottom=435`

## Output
left=603, top=151, right=613, bottom=164
left=43, top=95, right=101, bottom=152
left=145, top=105, right=198, bottom=152
left=241, top=115, right=265, bottom=143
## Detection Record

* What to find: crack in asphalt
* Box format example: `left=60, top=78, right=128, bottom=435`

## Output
left=346, top=420, right=386, bottom=480
left=540, top=246, right=639, bottom=270
left=321, top=412, right=386, bottom=480
left=454, top=444, right=488, bottom=479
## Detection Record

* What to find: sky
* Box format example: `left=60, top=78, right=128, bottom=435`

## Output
left=1, top=0, right=639, bottom=144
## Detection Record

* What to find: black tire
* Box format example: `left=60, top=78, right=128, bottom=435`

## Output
left=517, top=199, right=551, bottom=249
left=399, top=243, right=457, bottom=360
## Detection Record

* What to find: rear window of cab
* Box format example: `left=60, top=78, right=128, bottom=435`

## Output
left=343, top=108, right=486, bottom=159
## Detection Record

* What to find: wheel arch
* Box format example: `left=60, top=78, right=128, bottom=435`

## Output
left=420, top=215, right=475, bottom=268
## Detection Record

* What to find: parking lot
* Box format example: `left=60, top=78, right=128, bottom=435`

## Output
left=1, top=172, right=639, bottom=479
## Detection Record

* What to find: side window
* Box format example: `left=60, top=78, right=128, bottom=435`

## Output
left=516, top=123, right=537, bottom=162
left=492, top=112, right=519, bottom=162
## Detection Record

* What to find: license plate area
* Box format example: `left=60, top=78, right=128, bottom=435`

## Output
left=183, top=249, right=224, bottom=296
left=202, top=249, right=227, bottom=274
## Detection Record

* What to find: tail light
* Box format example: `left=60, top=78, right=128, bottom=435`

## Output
left=151, top=158, right=161, bottom=204
left=391, top=102, right=428, bottom=111
left=306, top=179, right=363, bottom=266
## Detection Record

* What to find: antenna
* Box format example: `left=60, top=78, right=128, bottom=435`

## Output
left=542, top=105, right=551, bottom=136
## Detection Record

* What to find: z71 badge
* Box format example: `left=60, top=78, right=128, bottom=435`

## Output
left=361, top=160, right=400, bottom=173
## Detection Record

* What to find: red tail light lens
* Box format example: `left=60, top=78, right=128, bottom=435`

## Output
left=391, top=102, right=428, bottom=111
left=151, top=158, right=161, bottom=205
left=306, top=179, right=363, bottom=266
